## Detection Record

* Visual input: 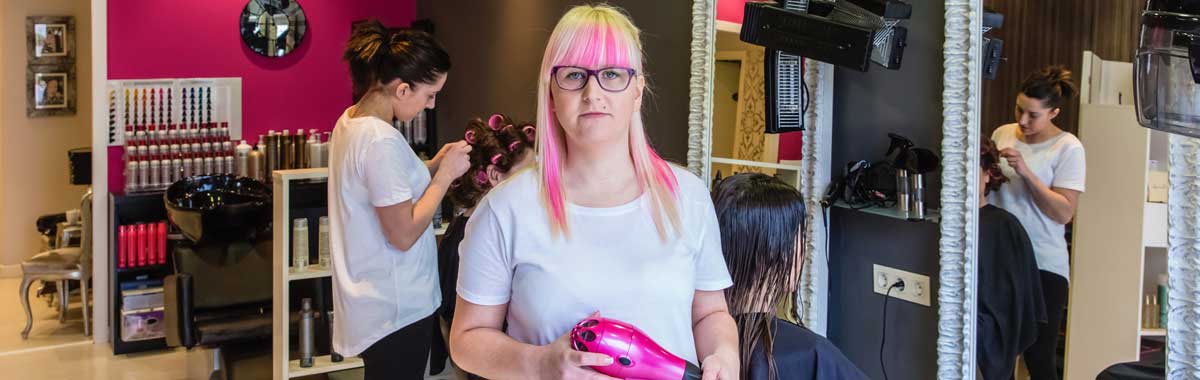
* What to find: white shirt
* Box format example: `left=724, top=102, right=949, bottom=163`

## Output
left=457, top=166, right=733, bottom=364
left=328, top=109, right=440, bottom=356
left=989, top=123, right=1086, bottom=281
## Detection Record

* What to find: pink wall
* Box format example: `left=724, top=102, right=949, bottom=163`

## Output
left=106, top=0, right=416, bottom=192
left=716, top=0, right=745, bottom=24
left=717, top=0, right=803, bottom=161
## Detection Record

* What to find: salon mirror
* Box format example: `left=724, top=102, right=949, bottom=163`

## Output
left=239, top=0, right=307, bottom=57
left=977, top=2, right=1162, bottom=379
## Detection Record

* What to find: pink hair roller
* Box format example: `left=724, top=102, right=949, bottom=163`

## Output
left=508, top=140, right=522, bottom=152
left=522, top=125, right=537, bottom=142
left=488, top=114, right=504, bottom=130
left=570, top=317, right=702, bottom=380
left=474, top=170, right=489, bottom=185
left=490, top=153, right=504, bottom=165
left=464, top=129, right=477, bottom=144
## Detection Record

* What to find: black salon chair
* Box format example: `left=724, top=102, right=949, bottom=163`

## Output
left=161, top=175, right=274, bottom=380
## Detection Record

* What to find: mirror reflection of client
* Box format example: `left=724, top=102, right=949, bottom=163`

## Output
left=989, top=65, right=1085, bottom=379
left=978, top=138, right=1045, bottom=380
left=428, top=113, right=536, bottom=378
left=711, top=173, right=865, bottom=380
left=450, top=5, right=739, bottom=380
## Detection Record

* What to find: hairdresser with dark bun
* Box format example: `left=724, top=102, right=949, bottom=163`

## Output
left=989, top=65, right=1086, bottom=379
left=327, top=20, right=470, bottom=380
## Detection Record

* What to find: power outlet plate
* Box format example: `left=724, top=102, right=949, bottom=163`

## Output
left=873, top=264, right=931, bottom=307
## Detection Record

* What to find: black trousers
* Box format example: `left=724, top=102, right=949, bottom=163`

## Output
left=360, top=313, right=436, bottom=380
left=1024, top=271, right=1068, bottom=380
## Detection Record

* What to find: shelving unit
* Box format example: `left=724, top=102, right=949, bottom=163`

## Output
left=108, top=192, right=174, bottom=355
left=1065, top=51, right=1170, bottom=380
left=273, top=169, right=348, bottom=380
left=272, top=168, right=448, bottom=380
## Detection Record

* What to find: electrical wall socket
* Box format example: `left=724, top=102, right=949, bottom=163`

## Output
left=873, top=264, right=931, bottom=307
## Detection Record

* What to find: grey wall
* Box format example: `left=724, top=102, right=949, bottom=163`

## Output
left=416, top=0, right=694, bottom=162
left=826, top=2, right=945, bottom=379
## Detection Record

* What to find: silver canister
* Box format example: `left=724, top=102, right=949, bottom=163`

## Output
left=895, top=169, right=910, bottom=218
left=909, top=173, right=925, bottom=220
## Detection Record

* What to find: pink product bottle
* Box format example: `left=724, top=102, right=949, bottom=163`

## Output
left=570, top=317, right=701, bottom=380
left=136, top=145, right=149, bottom=161
left=202, top=141, right=213, bottom=154
left=135, top=224, right=147, bottom=267
left=157, top=222, right=167, bottom=265
left=117, top=225, right=129, bottom=269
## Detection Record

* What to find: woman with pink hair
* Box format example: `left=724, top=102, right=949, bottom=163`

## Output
left=449, top=5, right=738, bottom=380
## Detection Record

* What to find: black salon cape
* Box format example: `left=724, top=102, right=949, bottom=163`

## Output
left=429, top=215, right=469, bottom=376
left=977, top=205, right=1047, bottom=380
left=747, top=318, right=867, bottom=380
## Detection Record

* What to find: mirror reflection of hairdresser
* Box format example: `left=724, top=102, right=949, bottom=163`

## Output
left=449, top=5, right=740, bottom=380
left=328, top=20, right=471, bottom=380
left=978, top=138, right=1046, bottom=380
left=711, top=173, right=866, bottom=380
left=989, top=65, right=1086, bottom=380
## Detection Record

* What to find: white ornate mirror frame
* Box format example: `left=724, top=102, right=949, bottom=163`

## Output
left=937, top=0, right=981, bottom=379
left=687, top=0, right=989, bottom=378
left=1168, top=114, right=1200, bottom=376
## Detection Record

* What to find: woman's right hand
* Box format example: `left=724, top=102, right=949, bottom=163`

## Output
left=434, top=141, right=472, bottom=186
left=534, top=331, right=619, bottom=380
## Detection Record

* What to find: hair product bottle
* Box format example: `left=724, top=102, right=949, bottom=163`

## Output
left=292, top=218, right=309, bottom=270
left=299, top=298, right=315, bottom=368
left=318, top=216, right=330, bottom=268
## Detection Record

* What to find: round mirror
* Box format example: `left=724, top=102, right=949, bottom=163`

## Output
left=239, top=0, right=307, bottom=57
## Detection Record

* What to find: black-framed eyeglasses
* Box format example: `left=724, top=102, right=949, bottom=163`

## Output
left=551, top=66, right=638, bottom=92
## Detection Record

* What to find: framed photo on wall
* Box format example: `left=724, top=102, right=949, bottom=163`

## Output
left=27, top=65, right=76, bottom=117
left=26, top=16, right=75, bottom=64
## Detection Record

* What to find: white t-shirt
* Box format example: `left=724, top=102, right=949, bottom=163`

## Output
left=328, top=109, right=440, bottom=356
left=457, top=166, right=733, bottom=364
left=989, top=123, right=1086, bottom=281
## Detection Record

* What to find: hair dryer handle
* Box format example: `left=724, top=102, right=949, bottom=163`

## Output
left=682, top=361, right=703, bottom=380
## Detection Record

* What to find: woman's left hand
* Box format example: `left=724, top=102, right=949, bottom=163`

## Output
left=699, top=352, right=738, bottom=380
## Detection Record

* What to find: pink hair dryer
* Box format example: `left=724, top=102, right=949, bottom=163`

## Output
left=570, top=317, right=702, bottom=380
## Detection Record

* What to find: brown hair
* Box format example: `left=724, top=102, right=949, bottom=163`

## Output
left=1020, top=65, right=1077, bottom=110
left=343, top=20, right=451, bottom=102
left=982, top=138, right=1007, bottom=195
left=447, top=113, right=537, bottom=209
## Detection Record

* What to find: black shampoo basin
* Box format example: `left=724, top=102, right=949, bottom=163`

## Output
left=164, top=175, right=271, bottom=244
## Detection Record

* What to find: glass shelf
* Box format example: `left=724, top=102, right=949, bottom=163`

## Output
left=831, top=200, right=940, bottom=223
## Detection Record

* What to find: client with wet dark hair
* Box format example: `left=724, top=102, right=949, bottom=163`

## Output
left=712, top=173, right=865, bottom=380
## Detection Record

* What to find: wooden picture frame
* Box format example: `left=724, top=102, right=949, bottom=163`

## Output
left=27, top=64, right=77, bottom=117
left=27, top=16, right=76, bottom=64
